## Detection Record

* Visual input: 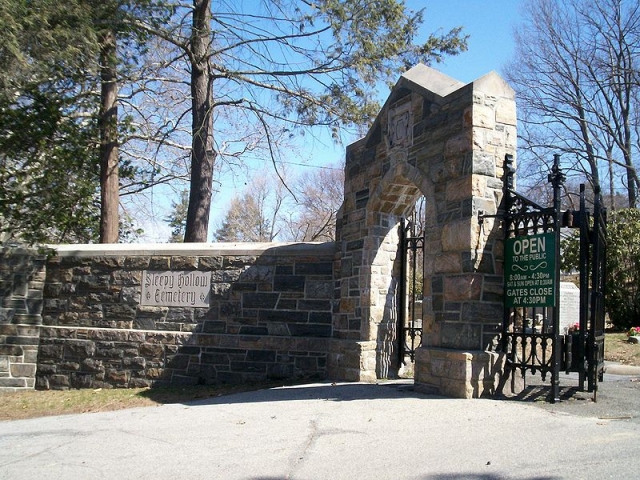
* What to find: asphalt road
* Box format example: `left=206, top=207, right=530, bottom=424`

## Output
left=0, top=368, right=638, bottom=480
left=523, top=362, right=640, bottom=422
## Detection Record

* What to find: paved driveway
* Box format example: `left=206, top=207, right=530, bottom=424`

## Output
left=1, top=374, right=638, bottom=480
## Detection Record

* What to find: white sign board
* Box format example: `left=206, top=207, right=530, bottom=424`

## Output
left=559, top=282, right=580, bottom=332
left=141, top=271, right=210, bottom=307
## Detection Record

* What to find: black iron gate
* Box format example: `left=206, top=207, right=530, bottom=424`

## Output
left=502, top=154, right=607, bottom=402
left=398, top=206, right=424, bottom=364
left=564, top=184, right=607, bottom=395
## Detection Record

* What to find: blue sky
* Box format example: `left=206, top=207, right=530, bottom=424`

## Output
left=416, top=0, right=520, bottom=83
left=140, top=1, right=523, bottom=242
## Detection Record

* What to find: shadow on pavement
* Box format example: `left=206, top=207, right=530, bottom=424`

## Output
left=138, top=379, right=449, bottom=408
left=140, top=372, right=640, bottom=424
left=180, top=380, right=440, bottom=406
left=509, top=372, right=640, bottom=422
left=253, top=473, right=562, bottom=480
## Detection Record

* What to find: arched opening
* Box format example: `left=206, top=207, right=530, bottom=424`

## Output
left=398, top=196, right=425, bottom=373
left=364, top=162, right=433, bottom=379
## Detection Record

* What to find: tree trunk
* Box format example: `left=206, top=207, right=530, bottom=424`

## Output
left=184, top=0, right=215, bottom=242
left=608, top=148, right=616, bottom=211
left=99, top=29, right=119, bottom=243
left=623, top=129, right=637, bottom=208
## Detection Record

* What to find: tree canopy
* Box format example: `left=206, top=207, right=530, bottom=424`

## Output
left=0, top=0, right=467, bottom=244
left=0, top=0, right=101, bottom=243
left=0, top=0, right=173, bottom=243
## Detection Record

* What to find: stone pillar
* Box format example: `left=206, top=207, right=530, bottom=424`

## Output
left=0, top=247, right=46, bottom=391
left=414, top=72, right=519, bottom=398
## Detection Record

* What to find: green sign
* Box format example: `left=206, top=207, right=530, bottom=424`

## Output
left=505, top=232, right=556, bottom=307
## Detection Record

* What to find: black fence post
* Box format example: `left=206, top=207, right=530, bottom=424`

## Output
left=502, top=154, right=515, bottom=355
left=398, top=218, right=407, bottom=367
left=579, top=185, right=589, bottom=390
left=548, top=154, right=565, bottom=403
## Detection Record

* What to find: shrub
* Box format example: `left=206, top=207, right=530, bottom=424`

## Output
left=606, top=209, right=640, bottom=329
left=561, top=208, right=640, bottom=330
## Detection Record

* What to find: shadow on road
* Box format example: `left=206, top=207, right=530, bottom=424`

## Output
left=507, top=373, right=640, bottom=422
left=140, top=373, right=640, bottom=424
left=180, top=380, right=438, bottom=406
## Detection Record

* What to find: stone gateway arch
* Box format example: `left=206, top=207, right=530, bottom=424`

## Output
left=1, top=65, right=523, bottom=398
left=329, top=64, right=518, bottom=398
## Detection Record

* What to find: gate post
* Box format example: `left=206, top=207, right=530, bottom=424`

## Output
left=412, top=72, right=519, bottom=398
left=548, top=154, right=566, bottom=402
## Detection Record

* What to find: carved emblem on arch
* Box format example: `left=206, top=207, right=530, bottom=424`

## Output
left=387, top=101, right=413, bottom=149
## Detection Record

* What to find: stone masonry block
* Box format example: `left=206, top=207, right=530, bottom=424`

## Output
left=444, top=275, right=483, bottom=301
left=123, top=257, right=150, bottom=269
left=39, top=344, right=64, bottom=360
left=0, top=356, right=8, bottom=372
left=441, top=322, right=482, bottom=350
left=198, top=256, right=223, bottom=270
left=461, top=303, right=503, bottom=325
left=444, top=131, right=472, bottom=159
left=64, top=340, right=96, bottom=359
left=415, top=346, right=510, bottom=399
left=472, top=104, right=496, bottom=129
left=0, top=377, right=27, bottom=388
left=170, top=256, right=198, bottom=269
left=243, top=292, right=279, bottom=309
left=471, top=152, right=497, bottom=177
left=10, top=363, right=37, bottom=378
left=441, top=220, right=472, bottom=252
left=139, top=343, right=164, bottom=358
left=89, top=329, right=128, bottom=342
left=446, top=176, right=486, bottom=202
left=432, top=253, right=462, bottom=274
left=274, top=275, right=305, bottom=292
left=495, top=97, right=517, bottom=125
left=306, top=280, right=333, bottom=299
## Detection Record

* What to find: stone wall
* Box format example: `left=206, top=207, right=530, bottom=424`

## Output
left=1, top=243, right=335, bottom=390
left=0, top=247, right=46, bottom=391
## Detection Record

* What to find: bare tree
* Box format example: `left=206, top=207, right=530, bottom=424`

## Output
left=212, top=163, right=344, bottom=243
left=213, top=195, right=265, bottom=242
left=506, top=0, right=640, bottom=208
left=284, top=165, right=344, bottom=241
left=213, top=172, right=288, bottom=242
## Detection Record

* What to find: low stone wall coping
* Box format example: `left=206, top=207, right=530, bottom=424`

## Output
left=48, top=242, right=336, bottom=257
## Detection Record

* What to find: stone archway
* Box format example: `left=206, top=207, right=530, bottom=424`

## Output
left=329, top=64, right=519, bottom=398
left=363, top=155, right=434, bottom=378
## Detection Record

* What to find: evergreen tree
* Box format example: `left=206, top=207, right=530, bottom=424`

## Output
left=165, top=190, right=190, bottom=243
left=0, top=0, right=173, bottom=243
left=0, top=1, right=101, bottom=243
left=214, top=195, right=271, bottom=243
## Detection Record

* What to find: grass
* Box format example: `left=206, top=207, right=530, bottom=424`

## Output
left=1, top=333, right=638, bottom=422
left=604, top=332, right=640, bottom=366
left=0, top=382, right=283, bottom=422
